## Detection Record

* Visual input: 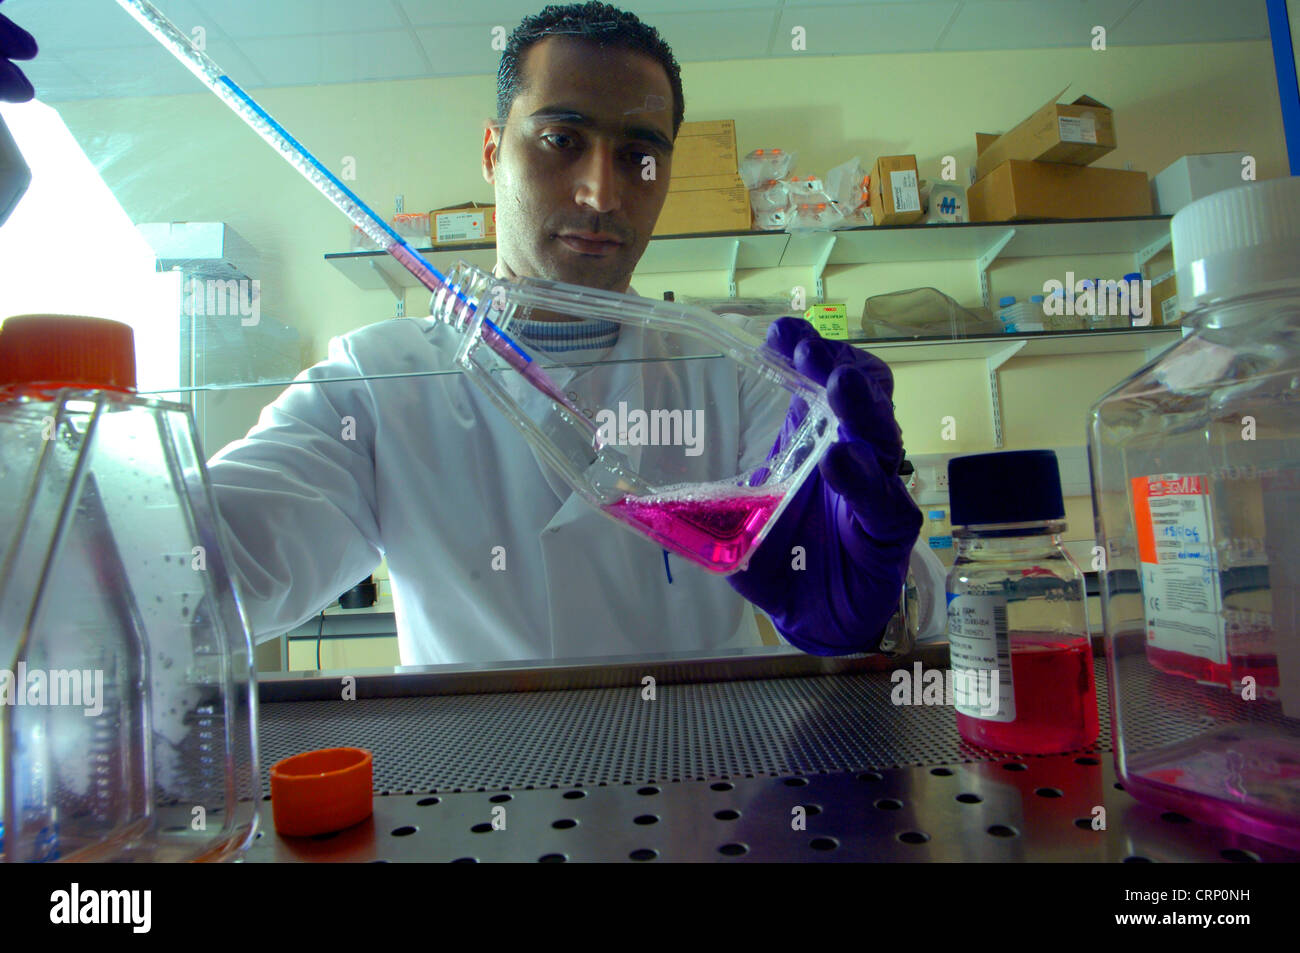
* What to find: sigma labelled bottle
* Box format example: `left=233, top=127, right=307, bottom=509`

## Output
left=1088, top=177, right=1300, bottom=848
left=946, top=450, right=1099, bottom=755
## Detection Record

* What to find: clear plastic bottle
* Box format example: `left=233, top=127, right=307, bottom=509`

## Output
left=0, top=315, right=259, bottom=861
left=946, top=450, right=1099, bottom=755
left=1088, top=176, right=1300, bottom=849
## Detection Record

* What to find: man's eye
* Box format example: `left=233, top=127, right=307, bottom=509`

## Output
left=542, top=133, right=576, bottom=149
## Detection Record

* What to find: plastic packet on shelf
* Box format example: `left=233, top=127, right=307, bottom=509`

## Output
left=350, top=224, right=383, bottom=251
left=753, top=206, right=791, bottom=231
left=749, top=178, right=790, bottom=213
left=861, top=287, right=1005, bottom=340
left=389, top=212, right=430, bottom=243
left=740, top=148, right=796, bottom=189
left=787, top=202, right=845, bottom=232
left=825, top=157, right=869, bottom=210
left=786, top=175, right=835, bottom=205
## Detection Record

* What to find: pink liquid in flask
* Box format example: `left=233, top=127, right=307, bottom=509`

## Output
left=604, top=491, right=785, bottom=573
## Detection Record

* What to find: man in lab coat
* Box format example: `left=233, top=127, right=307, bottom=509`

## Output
left=204, top=2, right=948, bottom=664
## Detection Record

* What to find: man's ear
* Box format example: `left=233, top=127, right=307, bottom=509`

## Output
left=482, top=122, right=501, bottom=186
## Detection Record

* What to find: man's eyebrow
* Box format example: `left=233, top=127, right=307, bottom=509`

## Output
left=526, top=107, right=673, bottom=150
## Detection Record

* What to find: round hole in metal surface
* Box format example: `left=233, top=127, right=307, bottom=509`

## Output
left=637, top=786, right=660, bottom=796
left=538, top=854, right=566, bottom=863
left=1075, top=756, right=1101, bottom=766
left=930, top=768, right=954, bottom=777
left=897, top=831, right=930, bottom=845
left=634, top=815, right=659, bottom=826
left=390, top=826, right=417, bottom=837
left=718, top=843, right=747, bottom=856
left=1160, top=811, right=1191, bottom=824
left=783, top=777, right=808, bottom=787
left=552, top=819, right=577, bottom=830
left=489, top=794, right=512, bottom=803
left=1001, top=762, right=1028, bottom=772
left=986, top=825, right=1018, bottom=838
left=874, top=798, right=903, bottom=810
left=711, top=782, right=734, bottom=792
left=470, top=822, right=493, bottom=834
left=1221, top=849, right=1260, bottom=863
left=714, top=809, right=740, bottom=821
left=629, top=848, right=657, bottom=861
left=804, top=804, right=822, bottom=816
left=1074, top=818, right=1096, bottom=830
left=451, top=857, right=477, bottom=863
left=562, top=790, right=586, bottom=800
left=417, top=797, right=440, bottom=807
left=1035, top=788, right=1064, bottom=798
left=856, top=772, right=883, bottom=783
left=1123, top=855, right=1152, bottom=863
left=809, top=837, right=837, bottom=851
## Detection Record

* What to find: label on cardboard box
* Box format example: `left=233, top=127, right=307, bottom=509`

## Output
left=890, top=170, right=920, bottom=213
left=1161, top=296, right=1179, bottom=324
left=804, top=304, right=848, bottom=340
left=435, top=210, right=489, bottom=243
left=1058, top=115, right=1097, bottom=145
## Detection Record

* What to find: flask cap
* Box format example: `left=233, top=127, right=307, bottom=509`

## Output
left=0, top=314, right=136, bottom=392
left=948, top=450, right=1065, bottom=526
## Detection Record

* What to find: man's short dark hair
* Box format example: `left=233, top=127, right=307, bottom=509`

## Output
left=497, top=2, right=685, bottom=138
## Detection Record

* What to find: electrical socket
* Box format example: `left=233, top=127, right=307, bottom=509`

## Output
left=934, top=469, right=950, bottom=492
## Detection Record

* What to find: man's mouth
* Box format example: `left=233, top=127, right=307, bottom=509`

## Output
left=556, top=231, right=624, bottom=256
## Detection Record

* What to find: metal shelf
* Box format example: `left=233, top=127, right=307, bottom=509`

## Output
left=325, top=216, right=1175, bottom=299
left=853, top=325, right=1182, bottom=364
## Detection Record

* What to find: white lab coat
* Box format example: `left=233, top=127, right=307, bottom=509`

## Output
left=206, top=311, right=948, bottom=665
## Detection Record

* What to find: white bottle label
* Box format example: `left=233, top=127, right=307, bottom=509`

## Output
left=947, top=592, right=1014, bottom=721
left=889, top=169, right=920, bottom=213
left=1130, top=474, right=1226, bottom=663
left=1058, top=114, right=1097, bottom=144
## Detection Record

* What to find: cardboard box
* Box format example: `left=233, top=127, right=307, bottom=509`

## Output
left=1146, top=271, right=1179, bottom=326
left=870, top=155, right=923, bottom=226
left=967, top=160, right=1152, bottom=222
left=804, top=303, right=849, bottom=340
left=974, top=87, right=1116, bottom=182
left=653, top=174, right=750, bottom=235
left=430, top=202, right=496, bottom=246
left=671, top=120, right=738, bottom=178
left=1153, top=153, right=1251, bottom=215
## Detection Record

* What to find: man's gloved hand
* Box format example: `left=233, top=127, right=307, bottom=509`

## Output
left=729, top=317, right=922, bottom=655
left=1, top=1, right=37, bottom=103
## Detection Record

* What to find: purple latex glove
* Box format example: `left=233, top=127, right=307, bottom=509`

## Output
left=0, top=1, right=37, bottom=103
left=729, top=317, right=922, bottom=655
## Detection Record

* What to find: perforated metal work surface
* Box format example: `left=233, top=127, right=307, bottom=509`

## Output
left=246, top=656, right=1300, bottom=861
left=257, top=661, right=1113, bottom=795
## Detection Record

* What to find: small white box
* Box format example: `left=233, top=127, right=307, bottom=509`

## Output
left=1153, top=153, right=1251, bottom=216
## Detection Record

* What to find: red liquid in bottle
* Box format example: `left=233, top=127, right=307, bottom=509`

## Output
left=604, top=493, right=784, bottom=573
left=956, top=633, right=1100, bottom=755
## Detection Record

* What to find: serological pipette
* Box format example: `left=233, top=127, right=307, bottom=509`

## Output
left=113, top=0, right=603, bottom=450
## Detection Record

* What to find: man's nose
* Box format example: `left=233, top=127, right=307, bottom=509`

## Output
left=573, top=141, right=621, bottom=215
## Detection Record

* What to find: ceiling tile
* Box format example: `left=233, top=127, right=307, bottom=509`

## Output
left=193, top=0, right=406, bottom=38
left=235, top=31, right=429, bottom=86
left=414, top=25, right=516, bottom=76
left=772, top=3, right=958, bottom=56
left=396, top=0, right=776, bottom=28
left=1109, top=0, right=1269, bottom=45
left=5, top=0, right=209, bottom=51
left=644, top=9, right=782, bottom=63
left=940, top=0, right=1154, bottom=51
